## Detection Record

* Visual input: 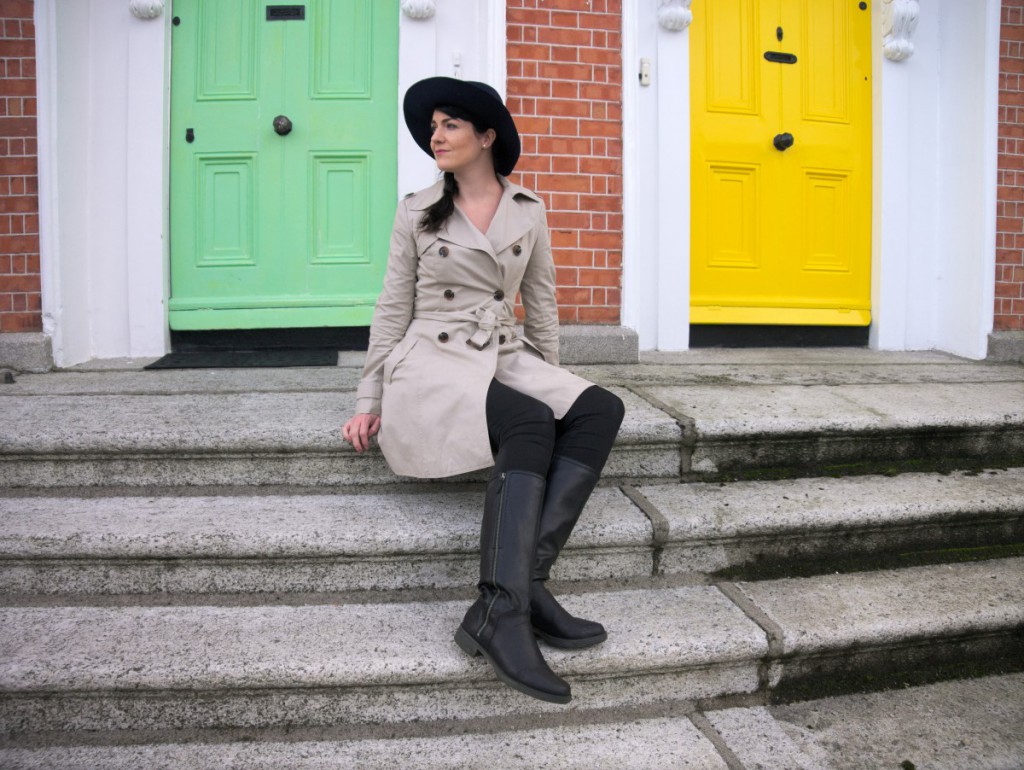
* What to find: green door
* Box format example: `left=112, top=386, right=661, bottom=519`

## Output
left=169, top=0, right=398, bottom=330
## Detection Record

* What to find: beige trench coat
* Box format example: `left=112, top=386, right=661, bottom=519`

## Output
left=354, top=177, right=592, bottom=478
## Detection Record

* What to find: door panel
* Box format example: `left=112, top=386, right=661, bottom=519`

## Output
left=169, top=0, right=398, bottom=330
left=197, top=155, right=256, bottom=266
left=313, top=0, right=372, bottom=97
left=802, top=169, right=851, bottom=272
left=706, top=0, right=761, bottom=115
left=311, top=154, right=370, bottom=264
left=690, top=0, right=872, bottom=327
left=706, top=163, right=760, bottom=269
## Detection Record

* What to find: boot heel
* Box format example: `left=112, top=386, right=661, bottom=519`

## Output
left=454, top=626, right=482, bottom=658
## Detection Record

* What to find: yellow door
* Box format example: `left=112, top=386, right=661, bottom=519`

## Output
left=690, top=0, right=872, bottom=326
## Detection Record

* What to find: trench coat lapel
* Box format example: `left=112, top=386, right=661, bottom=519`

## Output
left=406, top=179, right=495, bottom=257
left=443, top=207, right=496, bottom=257
left=405, top=177, right=543, bottom=259
left=489, top=181, right=543, bottom=255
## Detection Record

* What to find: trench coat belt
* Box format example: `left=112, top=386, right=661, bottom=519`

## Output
left=414, top=306, right=515, bottom=350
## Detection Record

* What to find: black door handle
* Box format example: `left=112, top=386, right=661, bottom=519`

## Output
left=773, top=132, right=794, bottom=151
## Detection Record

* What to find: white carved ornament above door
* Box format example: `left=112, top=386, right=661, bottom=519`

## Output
left=882, top=0, right=919, bottom=61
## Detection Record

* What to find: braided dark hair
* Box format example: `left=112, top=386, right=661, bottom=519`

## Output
left=418, top=104, right=498, bottom=233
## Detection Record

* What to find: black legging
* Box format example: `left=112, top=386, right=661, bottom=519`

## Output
left=485, top=380, right=625, bottom=478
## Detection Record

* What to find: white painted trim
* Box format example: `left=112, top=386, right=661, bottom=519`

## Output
left=654, top=11, right=691, bottom=351
left=978, top=0, right=1001, bottom=350
left=36, top=1, right=169, bottom=365
left=622, top=0, right=691, bottom=351
left=125, top=9, right=172, bottom=358
left=397, top=0, right=508, bottom=196
left=870, top=1, right=913, bottom=352
left=620, top=0, right=642, bottom=345
left=34, top=0, right=63, bottom=363
left=485, top=0, right=507, bottom=101
left=872, top=0, right=1000, bottom=359
left=398, top=3, right=440, bottom=196
left=958, top=0, right=999, bottom=356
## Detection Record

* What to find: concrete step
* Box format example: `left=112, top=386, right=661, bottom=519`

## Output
left=2, top=352, right=1023, bottom=489
left=1, top=558, right=1020, bottom=739
left=581, top=350, right=1024, bottom=477
left=2, top=469, right=1021, bottom=597
left=641, top=467, right=1024, bottom=579
left=648, top=379, right=1024, bottom=478
left=4, top=672, right=1021, bottom=769
left=0, top=486, right=650, bottom=595
left=0, top=386, right=682, bottom=488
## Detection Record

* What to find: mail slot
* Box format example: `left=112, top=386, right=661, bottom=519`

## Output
left=267, top=5, right=305, bottom=20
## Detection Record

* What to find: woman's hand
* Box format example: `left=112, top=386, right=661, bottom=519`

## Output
left=342, top=413, right=381, bottom=453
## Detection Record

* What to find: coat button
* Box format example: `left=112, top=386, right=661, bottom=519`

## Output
left=444, top=289, right=455, bottom=300
left=512, top=244, right=522, bottom=256
left=439, top=246, right=449, bottom=257
left=499, top=334, right=507, bottom=344
left=438, top=332, right=449, bottom=343
left=493, top=290, right=505, bottom=301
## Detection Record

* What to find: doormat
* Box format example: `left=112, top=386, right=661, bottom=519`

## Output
left=144, top=349, right=338, bottom=369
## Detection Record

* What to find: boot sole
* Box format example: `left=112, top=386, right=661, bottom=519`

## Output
left=454, top=627, right=572, bottom=705
left=534, top=628, right=608, bottom=649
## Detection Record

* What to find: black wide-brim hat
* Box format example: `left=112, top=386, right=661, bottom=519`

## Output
left=403, top=77, right=521, bottom=177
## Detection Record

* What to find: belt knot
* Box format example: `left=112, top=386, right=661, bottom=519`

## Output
left=467, top=306, right=503, bottom=350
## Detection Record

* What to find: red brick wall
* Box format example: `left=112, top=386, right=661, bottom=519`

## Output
left=0, top=0, right=39, bottom=334
left=505, top=0, right=622, bottom=324
left=997, top=0, right=1024, bottom=331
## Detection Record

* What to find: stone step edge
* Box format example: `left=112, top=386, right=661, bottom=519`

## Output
left=0, top=714, right=733, bottom=768
left=0, top=559, right=1020, bottom=735
left=0, top=711, right=762, bottom=768
left=0, top=443, right=683, bottom=488
left=5, top=431, right=1024, bottom=491
left=2, top=471, right=1023, bottom=595
left=6, top=673, right=1023, bottom=768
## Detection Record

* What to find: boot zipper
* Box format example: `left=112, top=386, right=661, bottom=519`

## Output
left=478, top=472, right=507, bottom=635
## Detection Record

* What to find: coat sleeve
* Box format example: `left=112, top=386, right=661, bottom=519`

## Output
left=518, top=205, right=561, bottom=366
left=354, top=200, right=418, bottom=416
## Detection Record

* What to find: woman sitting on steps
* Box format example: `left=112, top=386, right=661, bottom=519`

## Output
left=342, top=76, right=624, bottom=704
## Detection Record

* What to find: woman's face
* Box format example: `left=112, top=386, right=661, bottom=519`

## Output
left=429, top=109, right=496, bottom=174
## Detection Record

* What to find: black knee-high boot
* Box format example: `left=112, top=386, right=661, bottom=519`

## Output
left=531, top=455, right=608, bottom=648
left=455, top=470, right=571, bottom=704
